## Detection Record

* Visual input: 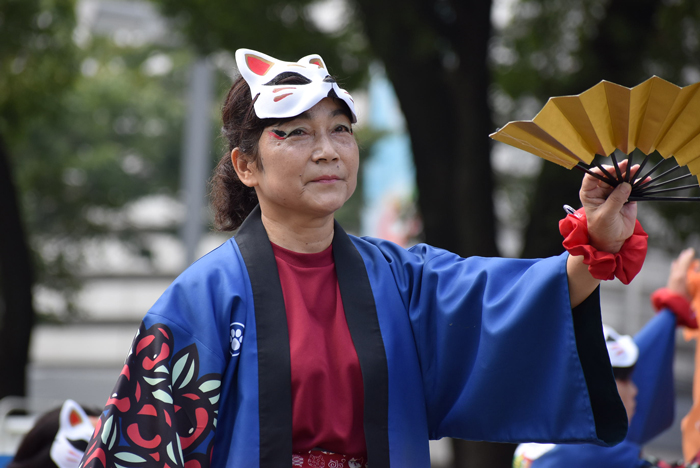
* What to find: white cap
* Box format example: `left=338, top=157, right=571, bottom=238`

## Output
left=604, top=324, right=639, bottom=368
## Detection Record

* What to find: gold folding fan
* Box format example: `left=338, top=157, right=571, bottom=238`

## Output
left=490, top=76, right=700, bottom=201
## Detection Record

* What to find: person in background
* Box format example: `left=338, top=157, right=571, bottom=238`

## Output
left=514, top=248, right=700, bottom=468
left=8, top=400, right=98, bottom=468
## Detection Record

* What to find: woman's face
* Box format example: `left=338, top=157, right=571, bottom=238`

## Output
left=236, top=97, right=359, bottom=222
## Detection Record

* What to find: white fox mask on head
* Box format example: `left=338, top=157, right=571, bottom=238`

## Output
left=50, top=399, right=95, bottom=468
left=234, top=48, right=357, bottom=123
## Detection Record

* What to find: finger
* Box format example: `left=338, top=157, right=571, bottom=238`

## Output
left=677, top=248, right=696, bottom=269
left=596, top=182, right=632, bottom=218
left=581, top=171, right=606, bottom=192
left=580, top=174, right=616, bottom=207
left=670, top=249, right=694, bottom=280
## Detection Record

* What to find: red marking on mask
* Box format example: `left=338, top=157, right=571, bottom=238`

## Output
left=273, top=87, right=296, bottom=93
left=274, top=93, right=293, bottom=102
left=310, top=58, right=325, bottom=69
left=69, top=409, right=82, bottom=426
left=245, top=54, right=273, bottom=76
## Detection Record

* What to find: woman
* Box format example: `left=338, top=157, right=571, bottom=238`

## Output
left=79, top=49, right=645, bottom=468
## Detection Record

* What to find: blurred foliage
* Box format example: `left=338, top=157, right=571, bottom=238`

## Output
left=494, top=0, right=700, bottom=96
left=152, top=0, right=371, bottom=91
left=492, top=0, right=700, bottom=256
left=17, top=39, right=188, bottom=237
left=0, top=0, right=225, bottom=316
left=0, top=0, right=80, bottom=320
left=13, top=39, right=197, bottom=313
left=2, top=0, right=376, bottom=318
left=0, top=0, right=79, bottom=136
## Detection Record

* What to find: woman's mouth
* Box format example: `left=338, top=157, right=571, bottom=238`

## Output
left=313, top=175, right=341, bottom=183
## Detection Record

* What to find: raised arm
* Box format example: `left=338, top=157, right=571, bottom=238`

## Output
left=566, top=160, right=643, bottom=307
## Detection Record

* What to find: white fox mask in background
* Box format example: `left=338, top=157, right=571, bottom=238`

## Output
left=50, top=399, right=95, bottom=468
left=234, top=48, right=357, bottom=123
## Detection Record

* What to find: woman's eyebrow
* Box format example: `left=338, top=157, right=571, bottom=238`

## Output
left=294, top=111, right=312, bottom=120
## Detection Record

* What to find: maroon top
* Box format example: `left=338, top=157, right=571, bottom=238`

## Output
left=271, top=242, right=367, bottom=458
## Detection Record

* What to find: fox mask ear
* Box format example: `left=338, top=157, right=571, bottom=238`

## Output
left=59, top=399, right=90, bottom=429
left=305, top=55, right=327, bottom=70
left=235, top=49, right=282, bottom=91
left=244, top=53, right=274, bottom=76
left=50, top=399, right=96, bottom=468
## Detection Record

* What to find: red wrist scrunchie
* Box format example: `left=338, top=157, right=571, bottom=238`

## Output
left=559, top=207, right=648, bottom=285
left=651, top=288, right=698, bottom=329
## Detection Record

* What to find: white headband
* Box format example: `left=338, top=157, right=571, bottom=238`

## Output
left=235, top=48, right=357, bottom=123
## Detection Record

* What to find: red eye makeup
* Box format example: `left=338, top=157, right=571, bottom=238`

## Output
left=269, top=129, right=287, bottom=140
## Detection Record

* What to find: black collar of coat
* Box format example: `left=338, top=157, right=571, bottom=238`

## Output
left=235, top=205, right=390, bottom=467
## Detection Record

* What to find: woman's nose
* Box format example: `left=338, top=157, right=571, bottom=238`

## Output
left=311, top=136, right=339, bottom=162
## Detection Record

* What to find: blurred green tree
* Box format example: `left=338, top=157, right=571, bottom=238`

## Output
left=16, top=39, right=192, bottom=305
left=0, top=0, right=79, bottom=399
left=0, top=2, right=200, bottom=400
left=494, top=0, right=700, bottom=258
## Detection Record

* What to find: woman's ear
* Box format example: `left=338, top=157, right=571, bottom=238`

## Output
left=231, top=148, right=258, bottom=187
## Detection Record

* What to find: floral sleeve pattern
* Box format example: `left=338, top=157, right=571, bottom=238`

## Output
left=80, top=322, right=222, bottom=468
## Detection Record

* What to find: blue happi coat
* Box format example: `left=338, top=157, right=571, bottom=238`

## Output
left=80, top=207, right=627, bottom=468
left=514, top=310, right=678, bottom=468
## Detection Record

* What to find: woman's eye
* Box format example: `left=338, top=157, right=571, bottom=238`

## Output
left=335, top=125, right=352, bottom=133
left=288, top=129, right=305, bottom=136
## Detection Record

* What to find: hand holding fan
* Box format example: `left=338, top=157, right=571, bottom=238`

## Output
left=490, top=76, right=700, bottom=201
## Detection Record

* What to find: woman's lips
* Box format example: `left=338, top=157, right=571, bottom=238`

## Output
left=312, top=175, right=341, bottom=183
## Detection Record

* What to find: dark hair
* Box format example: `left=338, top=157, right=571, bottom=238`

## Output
left=8, top=404, right=100, bottom=468
left=211, top=76, right=287, bottom=231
